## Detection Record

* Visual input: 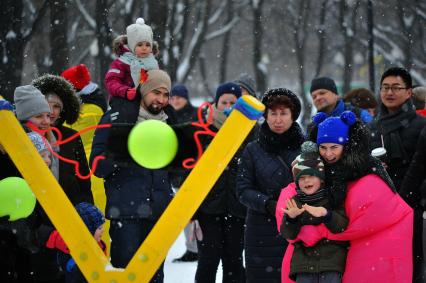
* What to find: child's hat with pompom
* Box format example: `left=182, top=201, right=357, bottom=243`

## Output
left=126, top=18, right=153, bottom=53
left=292, top=141, right=325, bottom=184
left=313, top=111, right=357, bottom=145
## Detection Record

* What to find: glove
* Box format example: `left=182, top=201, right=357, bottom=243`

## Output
left=46, top=230, right=69, bottom=254
left=265, top=200, right=278, bottom=216
left=0, top=99, right=13, bottom=111
left=126, top=88, right=137, bottom=100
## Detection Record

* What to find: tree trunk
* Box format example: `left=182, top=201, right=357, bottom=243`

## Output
left=315, top=0, right=328, bottom=77
left=96, top=0, right=112, bottom=95
left=147, top=0, right=168, bottom=54
left=49, top=0, right=69, bottom=75
left=0, top=1, right=24, bottom=101
left=252, top=0, right=266, bottom=94
left=219, top=0, right=234, bottom=83
left=293, top=0, right=312, bottom=128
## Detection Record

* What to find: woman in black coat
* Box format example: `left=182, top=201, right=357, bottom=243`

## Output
left=32, top=75, right=93, bottom=205
left=236, top=88, right=305, bottom=283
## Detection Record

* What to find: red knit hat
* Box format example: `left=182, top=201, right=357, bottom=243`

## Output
left=61, top=64, right=91, bottom=91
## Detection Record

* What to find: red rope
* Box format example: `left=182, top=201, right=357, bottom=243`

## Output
left=182, top=102, right=216, bottom=169
left=26, top=121, right=111, bottom=180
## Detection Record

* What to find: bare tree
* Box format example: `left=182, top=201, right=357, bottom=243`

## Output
left=219, top=0, right=234, bottom=83
left=251, top=0, right=267, bottom=94
left=0, top=0, right=48, bottom=101
left=96, top=0, right=112, bottom=86
left=49, top=0, right=69, bottom=74
left=339, top=0, right=360, bottom=94
left=283, top=0, right=312, bottom=127
left=314, top=0, right=329, bottom=77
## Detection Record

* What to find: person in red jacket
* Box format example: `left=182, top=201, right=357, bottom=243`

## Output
left=105, top=18, right=159, bottom=104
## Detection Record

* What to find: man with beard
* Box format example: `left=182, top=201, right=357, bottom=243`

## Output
left=90, top=69, right=176, bottom=282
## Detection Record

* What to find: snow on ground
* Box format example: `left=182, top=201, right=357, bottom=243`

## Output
left=164, top=232, right=222, bottom=283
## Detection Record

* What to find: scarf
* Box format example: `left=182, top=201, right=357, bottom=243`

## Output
left=137, top=106, right=168, bottom=123
left=257, top=121, right=305, bottom=153
left=118, top=52, right=159, bottom=86
left=376, top=99, right=417, bottom=163
left=47, top=132, right=60, bottom=181
left=295, top=186, right=328, bottom=205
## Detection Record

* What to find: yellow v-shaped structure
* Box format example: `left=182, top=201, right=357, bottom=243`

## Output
left=0, top=95, right=264, bottom=282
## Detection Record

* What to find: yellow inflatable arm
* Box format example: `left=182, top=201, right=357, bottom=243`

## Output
left=0, top=95, right=264, bottom=282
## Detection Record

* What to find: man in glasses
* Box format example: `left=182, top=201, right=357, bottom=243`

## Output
left=369, top=66, right=426, bottom=283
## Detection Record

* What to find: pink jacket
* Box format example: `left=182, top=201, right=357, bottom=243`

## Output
left=276, top=174, right=413, bottom=283
left=104, top=57, right=134, bottom=100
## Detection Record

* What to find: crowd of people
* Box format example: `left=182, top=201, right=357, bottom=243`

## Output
left=1, top=17, right=426, bottom=283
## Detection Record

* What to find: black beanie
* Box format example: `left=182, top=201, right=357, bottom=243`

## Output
left=310, top=77, right=338, bottom=95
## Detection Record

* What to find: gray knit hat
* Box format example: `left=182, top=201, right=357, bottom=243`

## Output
left=14, top=85, right=51, bottom=121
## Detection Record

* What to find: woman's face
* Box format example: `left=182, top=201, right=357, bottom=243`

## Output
left=319, top=143, right=344, bottom=164
left=29, top=113, right=51, bottom=130
left=266, top=106, right=293, bottom=134
left=216, top=93, right=237, bottom=111
left=46, top=94, right=63, bottom=126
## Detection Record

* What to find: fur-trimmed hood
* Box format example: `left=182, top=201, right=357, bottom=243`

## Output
left=32, top=74, right=80, bottom=125
left=112, top=35, right=130, bottom=56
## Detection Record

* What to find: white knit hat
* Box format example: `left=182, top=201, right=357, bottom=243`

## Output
left=126, top=18, right=153, bottom=53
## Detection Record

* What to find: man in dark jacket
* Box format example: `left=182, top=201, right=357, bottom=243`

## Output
left=310, top=76, right=373, bottom=123
left=90, top=70, right=174, bottom=282
left=368, top=67, right=426, bottom=283
left=169, top=83, right=199, bottom=262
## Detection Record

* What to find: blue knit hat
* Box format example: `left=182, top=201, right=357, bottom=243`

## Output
left=313, top=111, right=357, bottom=145
left=215, top=82, right=242, bottom=105
left=171, top=84, right=189, bottom=99
left=75, top=202, right=105, bottom=235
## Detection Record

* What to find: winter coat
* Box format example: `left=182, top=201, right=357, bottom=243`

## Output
left=277, top=175, right=413, bottom=283
left=329, top=99, right=372, bottom=123
left=104, top=56, right=135, bottom=99
left=170, top=102, right=198, bottom=188
left=368, top=99, right=426, bottom=190
left=280, top=192, right=348, bottom=280
left=236, top=122, right=304, bottom=282
left=32, top=74, right=93, bottom=205
left=0, top=147, right=62, bottom=281
left=196, top=113, right=257, bottom=219
left=90, top=97, right=174, bottom=220
left=67, top=89, right=107, bottom=157
left=400, top=125, right=426, bottom=209
left=54, top=125, right=93, bottom=205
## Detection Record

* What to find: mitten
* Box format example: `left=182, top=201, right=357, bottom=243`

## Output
left=46, top=230, right=69, bottom=254
left=265, top=200, right=277, bottom=216
left=0, top=99, right=13, bottom=111
left=126, top=88, right=137, bottom=100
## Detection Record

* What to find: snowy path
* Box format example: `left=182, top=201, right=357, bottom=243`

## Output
left=164, top=233, right=222, bottom=283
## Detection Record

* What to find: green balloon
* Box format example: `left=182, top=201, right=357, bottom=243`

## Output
left=128, top=120, right=178, bottom=169
left=0, top=177, right=36, bottom=221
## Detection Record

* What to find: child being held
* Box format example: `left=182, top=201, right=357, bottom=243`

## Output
left=105, top=18, right=159, bottom=102
left=280, top=141, right=348, bottom=283
left=27, top=131, right=52, bottom=169
left=56, top=202, right=106, bottom=283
